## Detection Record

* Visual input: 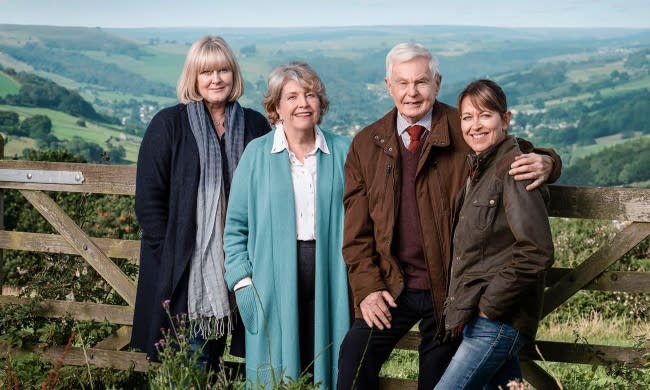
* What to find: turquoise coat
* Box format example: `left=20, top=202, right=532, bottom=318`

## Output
left=224, top=129, right=351, bottom=389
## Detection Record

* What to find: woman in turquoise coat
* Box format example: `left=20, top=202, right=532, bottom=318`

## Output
left=224, top=62, right=351, bottom=389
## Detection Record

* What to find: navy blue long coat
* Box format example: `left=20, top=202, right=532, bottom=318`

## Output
left=130, top=103, right=270, bottom=359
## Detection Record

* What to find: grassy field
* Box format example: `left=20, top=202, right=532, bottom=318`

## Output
left=83, top=48, right=184, bottom=86
left=0, top=71, right=19, bottom=96
left=567, top=133, right=650, bottom=162
left=1, top=135, right=35, bottom=158
left=0, top=104, right=141, bottom=163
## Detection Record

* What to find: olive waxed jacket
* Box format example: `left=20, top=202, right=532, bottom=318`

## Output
left=444, top=136, right=555, bottom=339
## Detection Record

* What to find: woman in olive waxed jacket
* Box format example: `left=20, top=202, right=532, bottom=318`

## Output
left=435, top=79, right=554, bottom=390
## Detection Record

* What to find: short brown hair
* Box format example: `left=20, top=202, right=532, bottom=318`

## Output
left=263, top=62, right=329, bottom=125
left=457, top=79, right=508, bottom=116
left=176, top=36, right=244, bottom=104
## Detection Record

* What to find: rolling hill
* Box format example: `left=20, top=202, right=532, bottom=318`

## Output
left=0, top=24, right=649, bottom=183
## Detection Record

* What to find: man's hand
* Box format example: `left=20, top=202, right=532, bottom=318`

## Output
left=359, top=290, right=397, bottom=330
left=509, top=153, right=554, bottom=191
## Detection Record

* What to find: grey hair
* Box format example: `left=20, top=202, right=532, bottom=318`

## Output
left=263, top=62, right=329, bottom=125
left=385, top=43, right=440, bottom=81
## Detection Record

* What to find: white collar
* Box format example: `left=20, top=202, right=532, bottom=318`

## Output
left=397, top=107, right=433, bottom=135
left=271, top=123, right=330, bottom=155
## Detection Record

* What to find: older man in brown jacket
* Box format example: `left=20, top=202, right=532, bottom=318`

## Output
left=336, top=43, right=560, bottom=390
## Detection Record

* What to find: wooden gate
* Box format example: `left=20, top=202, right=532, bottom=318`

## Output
left=0, top=160, right=648, bottom=389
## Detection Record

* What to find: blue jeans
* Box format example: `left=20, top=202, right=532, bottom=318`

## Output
left=434, top=316, right=528, bottom=390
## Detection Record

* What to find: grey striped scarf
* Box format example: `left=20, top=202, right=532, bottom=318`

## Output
left=186, top=100, right=245, bottom=339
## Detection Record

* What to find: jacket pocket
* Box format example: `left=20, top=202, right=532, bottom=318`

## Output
left=455, top=272, right=495, bottom=310
left=235, top=286, right=258, bottom=335
left=471, top=195, right=500, bottom=230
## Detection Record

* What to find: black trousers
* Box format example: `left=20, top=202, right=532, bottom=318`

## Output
left=337, top=289, right=461, bottom=390
left=298, top=240, right=316, bottom=377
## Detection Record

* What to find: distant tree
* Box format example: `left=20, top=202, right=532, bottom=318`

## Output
left=624, top=50, right=649, bottom=69
left=568, top=83, right=582, bottom=95
left=20, top=114, right=52, bottom=140
left=65, top=136, right=104, bottom=162
left=106, top=144, right=126, bottom=164
left=619, top=72, right=630, bottom=82
left=0, top=110, right=20, bottom=134
left=21, top=148, right=86, bottom=163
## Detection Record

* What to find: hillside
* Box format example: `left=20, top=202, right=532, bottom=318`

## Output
left=0, top=70, right=18, bottom=96
left=0, top=104, right=141, bottom=163
left=0, top=24, right=649, bottom=179
left=557, top=135, right=650, bottom=187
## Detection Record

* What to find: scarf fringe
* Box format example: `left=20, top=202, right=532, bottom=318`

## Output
left=189, top=312, right=235, bottom=340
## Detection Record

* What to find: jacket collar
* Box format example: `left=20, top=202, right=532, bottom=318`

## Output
left=370, top=101, right=452, bottom=159
left=467, top=135, right=514, bottom=180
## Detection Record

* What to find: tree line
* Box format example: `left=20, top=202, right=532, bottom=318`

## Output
left=0, top=109, right=126, bottom=163
left=558, top=136, right=650, bottom=186
left=0, top=67, right=111, bottom=122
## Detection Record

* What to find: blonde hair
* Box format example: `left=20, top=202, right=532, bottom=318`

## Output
left=176, top=36, right=244, bottom=104
left=263, top=62, right=329, bottom=125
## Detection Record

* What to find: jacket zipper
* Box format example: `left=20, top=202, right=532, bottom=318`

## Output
left=388, top=160, right=406, bottom=298
left=429, top=160, right=451, bottom=338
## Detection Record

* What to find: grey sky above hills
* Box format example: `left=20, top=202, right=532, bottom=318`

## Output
left=0, top=0, right=648, bottom=29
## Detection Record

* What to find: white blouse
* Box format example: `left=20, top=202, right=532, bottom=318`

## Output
left=271, top=123, right=330, bottom=241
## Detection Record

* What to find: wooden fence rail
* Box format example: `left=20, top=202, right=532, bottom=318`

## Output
left=0, top=160, right=648, bottom=390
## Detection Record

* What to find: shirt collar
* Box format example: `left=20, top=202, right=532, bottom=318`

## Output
left=397, top=107, right=433, bottom=136
left=271, top=123, right=330, bottom=155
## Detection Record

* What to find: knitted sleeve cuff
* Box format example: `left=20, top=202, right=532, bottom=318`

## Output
left=235, top=285, right=258, bottom=334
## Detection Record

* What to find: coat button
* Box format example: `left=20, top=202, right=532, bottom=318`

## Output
left=374, top=135, right=379, bottom=140
left=380, top=139, right=385, bottom=143
left=388, top=147, right=393, bottom=152
left=489, top=199, right=495, bottom=205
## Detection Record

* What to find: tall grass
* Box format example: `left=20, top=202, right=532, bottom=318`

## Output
left=538, top=311, right=650, bottom=346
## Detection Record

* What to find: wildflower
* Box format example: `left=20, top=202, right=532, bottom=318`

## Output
left=162, top=299, right=171, bottom=310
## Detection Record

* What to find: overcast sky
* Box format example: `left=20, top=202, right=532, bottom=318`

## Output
left=0, top=0, right=648, bottom=29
